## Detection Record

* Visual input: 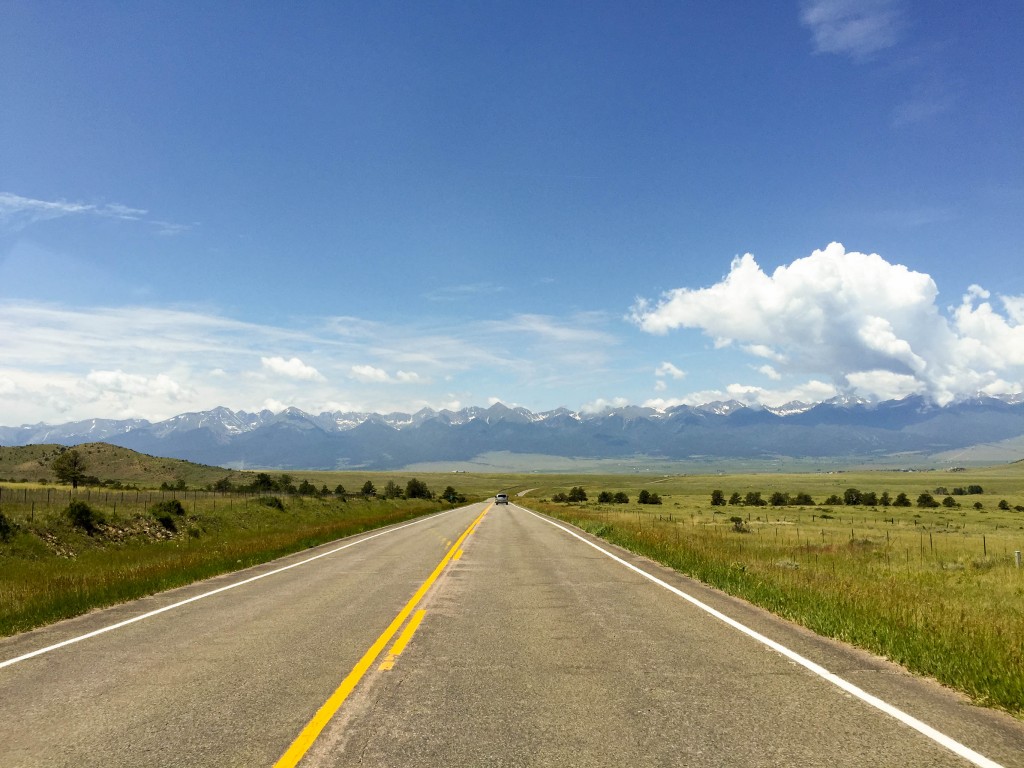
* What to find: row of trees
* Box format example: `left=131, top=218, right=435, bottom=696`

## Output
left=710, top=487, right=1017, bottom=511
left=550, top=488, right=663, bottom=505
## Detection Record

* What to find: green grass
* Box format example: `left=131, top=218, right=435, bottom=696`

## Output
left=0, top=487, right=463, bottom=636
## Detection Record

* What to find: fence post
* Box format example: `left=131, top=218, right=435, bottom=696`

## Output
left=1016, top=550, right=1021, bottom=569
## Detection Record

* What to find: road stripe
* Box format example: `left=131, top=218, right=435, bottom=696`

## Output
left=524, top=506, right=1004, bottom=768
left=379, top=609, right=427, bottom=671
left=0, top=506, right=468, bottom=670
left=274, top=504, right=490, bottom=768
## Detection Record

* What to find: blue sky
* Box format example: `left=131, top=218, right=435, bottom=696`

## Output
left=2, top=1, right=1022, bottom=425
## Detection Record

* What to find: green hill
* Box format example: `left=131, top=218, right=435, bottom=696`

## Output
left=0, top=443, right=247, bottom=488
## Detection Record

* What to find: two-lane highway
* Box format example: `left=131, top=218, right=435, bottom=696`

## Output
left=2, top=502, right=1023, bottom=766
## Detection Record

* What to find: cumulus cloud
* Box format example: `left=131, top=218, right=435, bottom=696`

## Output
left=349, top=365, right=422, bottom=384
left=800, top=0, right=901, bottom=59
left=261, top=356, right=325, bottom=382
left=630, top=242, right=1024, bottom=405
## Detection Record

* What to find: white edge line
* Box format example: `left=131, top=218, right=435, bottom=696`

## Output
left=522, top=506, right=1004, bottom=768
left=1, top=506, right=467, bottom=670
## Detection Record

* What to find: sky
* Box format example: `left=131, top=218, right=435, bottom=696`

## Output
left=1, top=0, right=1022, bottom=426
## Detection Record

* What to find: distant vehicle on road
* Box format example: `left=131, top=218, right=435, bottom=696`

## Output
left=495, top=493, right=509, bottom=504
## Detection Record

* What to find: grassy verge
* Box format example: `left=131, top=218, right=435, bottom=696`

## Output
left=0, top=491, right=453, bottom=637
left=523, top=470, right=1023, bottom=718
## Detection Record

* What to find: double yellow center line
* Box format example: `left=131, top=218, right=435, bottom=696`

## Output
left=274, top=504, right=492, bottom=768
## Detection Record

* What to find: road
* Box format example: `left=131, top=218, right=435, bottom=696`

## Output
left=1, top=501, right=1022, bottom=767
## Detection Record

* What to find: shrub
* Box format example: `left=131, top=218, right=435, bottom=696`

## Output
left=998, top=499, right=1010, bottom=510
left=151, top=499, right=186, bottom=517
left=597, top=491, right=613, bottom=503
left=710, top=490, right=726, bottom=506
left=154, top=513, right=177, bottom=532
left=0, top=511, right=15, bottom=542
left=65, top=500, right=104, bottom=534
left=613, top=492, right=629, bottom=504
left=729, top=515, right=749, bottom=533
left=257, top=496, right=285, bottom=511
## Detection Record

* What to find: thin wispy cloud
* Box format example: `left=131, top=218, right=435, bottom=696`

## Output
left=800, top=0, right=902, bottom=60
left=0, top=191, right=189, bottom=236
left=0, top=301, right=626, bottom=424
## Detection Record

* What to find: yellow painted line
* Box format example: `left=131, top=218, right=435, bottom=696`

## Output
left=389, top=608, right=426, bottom=657
left=453, top=548, right=463, bottom=561
left=274, top=505, right=491, bottom=768
left=378, top=609, right=427, bottom=671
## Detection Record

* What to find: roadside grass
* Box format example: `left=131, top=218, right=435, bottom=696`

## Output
left=0, top=490, right=452, bottom=637
left=523, top=467, right=1024, bottom=717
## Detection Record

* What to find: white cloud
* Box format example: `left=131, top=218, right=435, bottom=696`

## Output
left=631, top=242, right=1024, bottom=405
left=758, top=365, right=782, bottom=381
left=580, top=396, right=630, bottom=414
left=0, top=191, right=191, bottom=237
left=350, top=364, right=391, bottom=383
left=654, top=380, right=667, bottom=392
left=261, top=356, right=325, bottom=382
left=800, top=0, right=901, bottom=59
left=655, top=361, right=686, bottom=379
left=395, top=370, right=421, bottom=383
left=644, top=380, right=838, bottom=411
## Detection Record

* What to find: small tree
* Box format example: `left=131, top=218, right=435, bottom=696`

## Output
left=793, top=492, right=815, bottom=505
left=297, top=479, right=317, bottom=496
left=893, top=492, right=912, bottom=507
left=998, top=499, right=1010, bottom=510
left=879, top=491, right=892, bottom=507
left=612, top=492, right=629, bottom=504
left=361, top=480, right=377, bottom=497
left=383, top=480, right=403, bottom=499
left=843, top=488, right=862, bottom=505
left=638, top=489, right=651, bottom=504
left=710, top=490, right=726, bottom=506
left=597, top=491, right=613, bottom=503
left=942, top=496, right=957, bottom=508
left=769, top=491, right=789, bottom=506
left=406, top=478, right=432, bottom=499
left=252, top=473, right=276, bottom=492
left=52, top=449, right=88, bottom=489
left=728, top=492, right=742, bottom=505
left=441, top=486, right=466, bottom=504
left=861, top=491, right=878, bottom=506
left=334, top=484, right=347, bottom=497
left=916, top=492, right=939, bottom=508
left=567, top=486, right=587, bottom=503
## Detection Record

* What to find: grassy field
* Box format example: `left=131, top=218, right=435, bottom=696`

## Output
left=0, top=477, right=485, bottom=637
left=512, top=463, right=1024, bottom=717
left=2, top=451, right=1022, bottom=717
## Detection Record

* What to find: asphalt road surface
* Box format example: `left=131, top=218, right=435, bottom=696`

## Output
left=2, top=501, right=1023, bottom=767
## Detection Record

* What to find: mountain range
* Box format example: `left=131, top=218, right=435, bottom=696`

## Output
left=3, top=395, right=1024, bottom=471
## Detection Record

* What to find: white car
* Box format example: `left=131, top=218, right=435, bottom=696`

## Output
left=495, top=493, right=509, bottom=504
